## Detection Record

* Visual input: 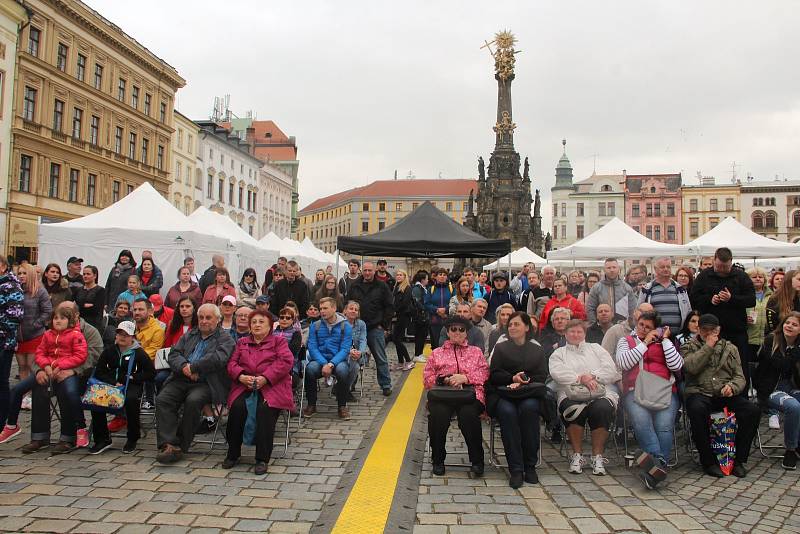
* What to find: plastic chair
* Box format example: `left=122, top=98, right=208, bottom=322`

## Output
left=488, top=417, right=542, bottom=469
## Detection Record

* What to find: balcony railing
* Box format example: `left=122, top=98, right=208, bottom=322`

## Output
left=22, top=119, right=40, bottom=133
left=52, top=130, right=66, bottom=142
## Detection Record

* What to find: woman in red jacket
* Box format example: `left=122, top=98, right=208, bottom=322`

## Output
left=202, top=267, right=237, bottom=306
left=21, top=306, right=88, bottom=454
left=223, top=311, right=294, bottom=475
left=539, top=278, right=586, bottom=333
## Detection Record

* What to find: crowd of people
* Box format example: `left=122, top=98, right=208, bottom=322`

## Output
left=0, top=248, right=796, bottom=489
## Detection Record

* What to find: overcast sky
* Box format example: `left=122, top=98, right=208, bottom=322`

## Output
left=88, top=0, right=799, bottom=228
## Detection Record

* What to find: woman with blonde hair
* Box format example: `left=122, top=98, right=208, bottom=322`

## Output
left=15, top=263, right=52, bottom=410
left=766, top=270, right=800, bottom=333
left=392, top=270, right=414, bottom=370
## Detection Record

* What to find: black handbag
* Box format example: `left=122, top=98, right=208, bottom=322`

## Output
left=427, top=384, right=476, bottom=405
left=496, top=381, right=547, bottom=400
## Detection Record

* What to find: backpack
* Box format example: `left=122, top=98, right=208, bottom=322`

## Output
left=411, top=286, right=429, bottom=325
left=313, top=319, right=347, bottom=347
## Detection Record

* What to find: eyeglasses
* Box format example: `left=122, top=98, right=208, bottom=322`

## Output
left=448, top=326, right=466, bottom=333
left=279, top=315, right=293, bottom=320
left=245, top=274, right=254, bottom=278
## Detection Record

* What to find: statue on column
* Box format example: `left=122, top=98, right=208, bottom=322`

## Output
left=523, top=157, right=530, bottom=180
left=478, top=156, right=485, bottom=181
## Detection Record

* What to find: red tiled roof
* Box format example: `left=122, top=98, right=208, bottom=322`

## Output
left=219, top=120, right=298, bottom=162
left=299, top=179, right=476, bottom=214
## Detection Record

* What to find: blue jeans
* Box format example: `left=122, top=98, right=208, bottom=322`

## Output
left=768, top=383, right=800, bottom=449
left=0, top=348, right=15, bottom=428
left=304, top=360, right=353, bottom=407
left=495, top=397, right=541, bottom=473
left=31, top=375, right=83, bottom=443
left=366, top=327, right=391, bottom=390
left=7, top=374, right=36, bottom=427
left=623, top=391, right=679, bottom=465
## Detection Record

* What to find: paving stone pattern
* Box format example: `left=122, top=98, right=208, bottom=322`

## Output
left=414, top=413, right=800, bottom=534
left=0, top=357, right=400, bottom=534
left=2, top=347, right=799, bottom=534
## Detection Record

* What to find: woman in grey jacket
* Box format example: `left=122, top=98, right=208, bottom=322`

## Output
left=15, top=264, right=52, bottom=410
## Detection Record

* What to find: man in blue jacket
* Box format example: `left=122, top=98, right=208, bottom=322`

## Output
left=303, top=297, right=354, bottom=420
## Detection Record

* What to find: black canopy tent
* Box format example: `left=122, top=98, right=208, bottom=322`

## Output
left=336, top=201, right=511, bottom=258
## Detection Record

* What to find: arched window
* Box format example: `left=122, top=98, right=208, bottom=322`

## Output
left=765, top=210, right=777, bottom=228
left=601, top=184, right=612, bottom=192
left=793, top=210, right=800, bottom=228
left=650, top=186, right=656, bottom=193
left=752, top=211, right=764, bottom=229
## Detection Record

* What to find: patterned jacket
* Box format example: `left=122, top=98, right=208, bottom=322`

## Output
left=423, top=340, right=489, bottom=405
left=0, top=272, right=23, bottom=350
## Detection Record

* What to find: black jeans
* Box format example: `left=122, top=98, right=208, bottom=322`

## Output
left=495, top=397, right=541, bottom=473
left=156, top=378, right=211, bottom=451
left=686, top=393, right=761, bottom=467
left=427, top=399, right=484, bottom=466
left=724, top=331, right=752, bottom=394
left=91, top=395, right=141, bottom=443
left=31, top=375, right=83, bottom=443
left=413, top=322, right=428, bottom=356
left=226, top=392, right=280, bottom=463
left=0, top=348, right=13, bottom=428
left=393, top=316, right=411, bottom=364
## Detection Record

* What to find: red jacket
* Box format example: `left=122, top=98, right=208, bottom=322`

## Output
left=202, top=284, right=237, bottom=306
left=539, top=294, right=586, bottom=332
left=227, top=333, right=295, bottom=411
left=34, top=325, right=88, bottom=370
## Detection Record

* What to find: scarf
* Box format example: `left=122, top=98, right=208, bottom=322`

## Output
left=239, top=280, right=257, bottom=296
left=274, top=323, right=299, bottom=344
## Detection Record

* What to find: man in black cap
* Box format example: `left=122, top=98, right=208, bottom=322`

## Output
left=680, top=313, right=760, bottom=478
left=486, top=272, right=515, bottom=323
left=375, top=259, right=395, bottom=291
left=65, top=257, right=83, bottom=292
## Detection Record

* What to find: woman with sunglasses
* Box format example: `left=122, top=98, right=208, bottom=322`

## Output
left=237, top=268, right=261, bottom=308
left=423, top=316, right=489, bottom=477
left=486, top=312, right=548, bottom=488
left=273, top=306, right=303, bottom=389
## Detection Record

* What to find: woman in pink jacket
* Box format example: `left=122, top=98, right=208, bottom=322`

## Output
left=223, top=311, right=294, bottom=475
left=21, top=306, right=88, bottom=454
left=423, top=316, right=489, bottom=477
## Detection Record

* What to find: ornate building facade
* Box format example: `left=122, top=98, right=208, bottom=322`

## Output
left=195, top=120, right=264, bottom=238
left=464, top=31, right=543, bottom=254
left=624, top=172, right=683, bottom=243
left=680, top=179, right=740, bottom=242
left=740, top=180, right=800, bottom=243
left=550, top=140, right=624, bottom=249
left=8, top=0, right=185, bottom=262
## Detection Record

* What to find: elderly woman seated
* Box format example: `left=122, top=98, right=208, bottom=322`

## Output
left=549, top=319, right=621, bottom=476
left=223, top=311, right=294, bottom=475
left=155, top=303, right=235, bottom=464
left=486, top=312, right=548, bottom=488
left=423, top=316, right=489, bottom=477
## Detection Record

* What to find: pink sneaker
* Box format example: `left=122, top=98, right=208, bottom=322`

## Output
left=76, top=428, right=89, bottom=448
left=0, top=425, right=21, bottom=444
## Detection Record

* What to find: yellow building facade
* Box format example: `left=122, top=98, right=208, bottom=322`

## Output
left=297, top=179, right=474, bottom=253
left=170, top=110, right=199, bottom=215
left=8, top=0, right=185, bottom=262
left=680, top=182, right=741, bottom=242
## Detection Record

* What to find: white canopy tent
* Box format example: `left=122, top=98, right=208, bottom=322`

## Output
left=279, top=237, right=317, bottom=273
left=187, top=207, right=279, bottom=280
left=38, top=183, right=229, bottom=297
left=547, top=217, right=683, bottom=260
left=482, top=247, right=547, bottom=271
left=678, top=217, right=800, bottom=259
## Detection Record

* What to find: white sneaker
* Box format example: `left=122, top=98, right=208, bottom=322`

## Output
left=591, top=454, right=608, bottom=476
left=20, top=394, right=31, bottom=411
left=769, top=414, right=780, bottom=430
left=413, top=355, right=427, bottom=363
left=568, top=453, right=585, bottom=474
left=403, top=361, right=416, bottom=371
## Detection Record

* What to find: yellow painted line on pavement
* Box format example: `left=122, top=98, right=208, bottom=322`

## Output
left=330, top=351, right=427, bottom=534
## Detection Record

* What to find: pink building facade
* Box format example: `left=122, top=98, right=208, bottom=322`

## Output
left=624, top=173, right=683, bottom=244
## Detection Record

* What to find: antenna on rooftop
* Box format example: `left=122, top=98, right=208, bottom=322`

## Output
left=746, top=172, right=753, bottom=183
left=730, top=161, right=740, bottom=184
left=394, top=170, right=397, bottom=180
left=406, top=170, right=416, bottom=180
left=210, top=95, right=232, bottom=123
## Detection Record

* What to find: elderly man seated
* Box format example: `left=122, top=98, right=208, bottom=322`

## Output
left=156, top=303, right=235, bottom=464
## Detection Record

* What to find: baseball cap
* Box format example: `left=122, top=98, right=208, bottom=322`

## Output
left=221, top=295, right=237, bottom=306
left=256, top=295, right=270, bottom=304
left=148, top=294, right=164, bottom=310
left=67, top=256, right=83, bottom=265
left=116, top=321, right=136, bottom=336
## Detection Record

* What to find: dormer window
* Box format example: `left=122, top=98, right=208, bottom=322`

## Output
left=601, top=185, right=612, bottom=192
left=650, top=186, right=656, bottom=193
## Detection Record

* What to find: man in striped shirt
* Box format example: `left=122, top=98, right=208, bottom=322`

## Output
left=638, top=257, right=692, bottom=332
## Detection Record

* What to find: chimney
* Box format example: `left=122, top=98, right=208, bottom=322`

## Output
left=246, top=127, right=256, bottom=155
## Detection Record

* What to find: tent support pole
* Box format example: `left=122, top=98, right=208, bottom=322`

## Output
left=335, top=250, right=340, bottom=281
